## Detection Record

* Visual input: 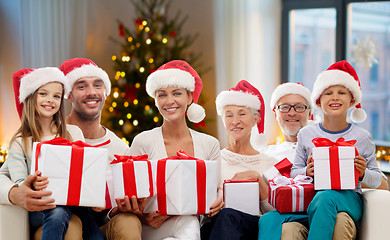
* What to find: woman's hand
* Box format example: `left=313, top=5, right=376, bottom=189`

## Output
left=140, top=211, right=170, bottom=228
left=306, top=155, right=314, bottom=177
left=232, top=170, right=260, bottom=181
left=32, top=171, right=49, bottom=191
left=207, top=197, right=224, bottom=218
left=354, top=155, right=367, bottom=179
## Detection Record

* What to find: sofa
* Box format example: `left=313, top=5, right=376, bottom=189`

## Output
left=0, top=189, right=389, bottom=240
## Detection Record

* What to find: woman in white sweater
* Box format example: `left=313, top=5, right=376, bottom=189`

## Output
left=201, top=80, right=277, bottom=240
left=127, top=60, right=222, bottom=240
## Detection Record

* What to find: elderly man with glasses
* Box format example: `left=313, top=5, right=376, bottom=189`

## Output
left=259, top=82, right=358, bottom=240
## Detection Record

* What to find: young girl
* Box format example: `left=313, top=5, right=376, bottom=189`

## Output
left=259, top=60, right=382, bottom=240
left=127, top=60, right=221, bottom=240
left=8, top=67, right=104, bottom=240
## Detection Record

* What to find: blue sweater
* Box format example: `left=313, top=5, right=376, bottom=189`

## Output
left=291, top=123, right=382, bottom=193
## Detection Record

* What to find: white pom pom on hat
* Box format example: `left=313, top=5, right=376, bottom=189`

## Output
left=146, top=60, right=206, bottom=123
left=311, top=60, right=366, bottom=123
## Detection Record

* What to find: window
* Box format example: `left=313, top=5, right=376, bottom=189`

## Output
left=282, top=0, right=390, bottom=145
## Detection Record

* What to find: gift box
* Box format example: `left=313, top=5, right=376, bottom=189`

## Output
left=144, top=151, right=218, bottom=215
left=31, top=137, right=108, bottom=207
left=312, top=137, right=359, bottom=190
left=269, top=175, right=315, bottom=213
left=110, top=154, right=153, bottom=200
left=263, top=158, right=293, bottom=181
left=223, top=179, right=260, bottom=216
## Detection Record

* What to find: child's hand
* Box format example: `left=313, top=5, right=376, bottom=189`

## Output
left=306, top=155, right=314, bottom=177
left=92, top=207, right=104, bottom=212
left=354, top=155, right=367, bottom=179
left=32, top=171, right=49, bottom=191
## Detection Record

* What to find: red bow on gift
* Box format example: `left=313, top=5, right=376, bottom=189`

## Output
left=311, top=137, right=359, bottom=190
left=110, top=154, right=148, bottom=164
left=312, top=137, right=357, bottom=148
left=34, top=137, right=110, bottom=206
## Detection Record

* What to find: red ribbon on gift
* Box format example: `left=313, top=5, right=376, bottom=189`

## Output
left=312, top=137, right=359, bottom=189
left=156, top=151, right=206, bottom=215
left=275, top=158, right=293, bottom=178
left=34, top=137, right=110, bottom=206
left=111, top=154, right=153, bottom=198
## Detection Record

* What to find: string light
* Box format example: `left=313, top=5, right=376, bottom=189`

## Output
left=112, top=102, right=117, bottom=108
left=162, top=38, right=168, bottom=44
left=127, top=113, right=132, bottom=119
left=142, top=20, right=147, bottom=26
left=146, top=39, right=151, bottom=44
left=113, top=92, right=119, bottom=98
left=121, top=72, right=126, bottom=77
left=121, top=56, right=130, bottom=62
left=124, top=102, right=129, bottom=107
left=145, top=27, right=150, bottom=32
left=0, top=145, right=8, bottom=163
left=121, top=138, right=129, bottom=145
left=112, top=55, right=117, bottom=61
left=149, top=58, right=154, bottom=63
left=128, top=37, right=133, bottom=42
left=145, top=105, right=150, bottom=110
left=133, top=120, right=139, bottom=126
left=136, top=43, right=140, bottom=48
left=133, top=99, right=139, bottom=105
left=135, top=83, right=140, bottom=88
left=153, top=117, right=159, bottom=122
left=119, top=119, right=124, bottom=125
left=139, top=67, right=145, bottom=73
left=109, top=107, right=114, bottom=112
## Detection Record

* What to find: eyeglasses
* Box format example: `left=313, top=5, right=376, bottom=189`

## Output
left=276, top=104, right=309, bottom=113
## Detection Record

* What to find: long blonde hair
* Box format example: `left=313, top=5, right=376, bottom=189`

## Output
left=10, top=84, right=71, bottom=151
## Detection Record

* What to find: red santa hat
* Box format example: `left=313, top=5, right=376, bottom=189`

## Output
left=59, top=58, right=111, bottom=98
left=311, top=60, right=366, bottom=123
left=215, top=80, right=265, bottom=134
left=13, top=67, right=69, bottom=119
left=270, top=82, right=312, bottom=110
left=146, top=60, right=205, bottom=123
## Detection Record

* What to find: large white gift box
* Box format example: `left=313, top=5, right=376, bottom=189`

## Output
left=144, top=151, right=218, bottom=215
left=110, top=155, right=153, bottom=200
left=31, top=138, right=108, bottom=207
left=223, top=180, right=260, bottom=216
left=312, top=138, right=359, bottom=190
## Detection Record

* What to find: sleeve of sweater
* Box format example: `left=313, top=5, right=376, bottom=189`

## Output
left=7, top=139, right=28, bottom=183
left=0, top=161, right=16, bottom=205
left=290, top=131, right=308, bottom=178
left=360, top=134, right=382, bottom=188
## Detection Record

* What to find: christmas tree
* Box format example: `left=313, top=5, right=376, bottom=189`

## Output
left=102, top=0, right=207, bottom=145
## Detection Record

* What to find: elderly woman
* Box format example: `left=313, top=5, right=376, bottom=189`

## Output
left=201, top=80, right=277, bottom=240
left=128, top=60, right=222, bottom=240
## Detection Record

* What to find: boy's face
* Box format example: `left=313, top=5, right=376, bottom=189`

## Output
left=317, top=85, right=355, bottom=117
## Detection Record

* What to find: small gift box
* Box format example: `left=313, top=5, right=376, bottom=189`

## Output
left=144, top=151, right=218, bottom=215
left=312, top=137, right=359, bottom=190
left=223, top=179, right=260, bottom=216
left=269, top=175, right=315, bottom=213
left=263, top=158, right=293, bottom=181
left=110, top=154, right=153, bottom=200
left=31, top=137, right=109, bottom=207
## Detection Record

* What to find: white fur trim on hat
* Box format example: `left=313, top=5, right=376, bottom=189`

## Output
left=187, top=103, right=206, bottom=123
left=215, top=90, right=261, bottom=115
left=146, top=68, right=195, bottom=97
left=270, top=83, right=312, bottom=110
left=19, top=67, right=69, bottom=103
left=311, top=70, right=362, bottom=109
left=65, top=64, right=111, bottom=98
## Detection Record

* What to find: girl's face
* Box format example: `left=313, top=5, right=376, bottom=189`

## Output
left=318, top=85, right=355, bottom=117
left=155, top=87, right=192, bottom=122
left=35, top=82, right=63, bottom=119
left=223, top=105, right=258, bottom=142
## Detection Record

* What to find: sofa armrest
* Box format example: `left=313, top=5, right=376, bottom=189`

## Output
left=0, top=205, right=29, bottom=240
left=359, top=189, right=390, bottom=240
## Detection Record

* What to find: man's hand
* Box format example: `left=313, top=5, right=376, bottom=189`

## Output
left=9, top=172, right=55, bottom=211
left=207, top=197, right=224, bottom=218
left=306, top=156, right=314, bottom=177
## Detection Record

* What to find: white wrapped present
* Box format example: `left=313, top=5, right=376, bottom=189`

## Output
left=223, top=179, right=260, bottom=215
